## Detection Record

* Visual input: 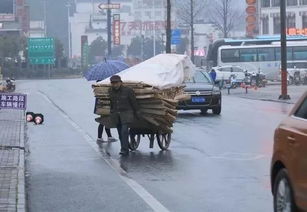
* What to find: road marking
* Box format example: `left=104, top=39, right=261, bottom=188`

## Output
left=38, top=91, right=170, bottom=212
left=208, top=152, right=266, bottom=161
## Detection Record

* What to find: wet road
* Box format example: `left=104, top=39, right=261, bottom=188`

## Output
left=20, top=79, right=293, bottom=212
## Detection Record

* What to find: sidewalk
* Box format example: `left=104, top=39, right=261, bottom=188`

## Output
left=0, top=109, right=26, bottom=212
left=223, top=84, right=307, bottom=104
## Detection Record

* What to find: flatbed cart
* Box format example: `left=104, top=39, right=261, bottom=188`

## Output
left=128, top=127, right=172, bottom=151
left=99, top=116, right=173, bottom=151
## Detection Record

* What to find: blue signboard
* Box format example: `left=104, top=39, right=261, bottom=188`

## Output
left=0, top=93, right=27, bottom=110
left=171, top=29, right=181, bottom=45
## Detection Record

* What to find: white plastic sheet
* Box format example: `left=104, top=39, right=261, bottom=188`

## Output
left=100, top=54, right=195, bottom=89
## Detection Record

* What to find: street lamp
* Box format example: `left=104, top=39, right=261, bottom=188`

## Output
left=279, top=0, right=290, bottom=100
left=66, top=2, right=72, bottom=59
left=153, top=1, right=156, bottom=56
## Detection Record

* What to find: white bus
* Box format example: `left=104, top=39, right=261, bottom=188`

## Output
left=207, top=36, right=307, bottom=80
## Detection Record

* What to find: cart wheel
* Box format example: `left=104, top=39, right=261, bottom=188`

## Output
left=148, top=134, right=155, bottom=148
left=129, top=134, right=141, bottom=151
left=156, top=133, right=171, bottom=150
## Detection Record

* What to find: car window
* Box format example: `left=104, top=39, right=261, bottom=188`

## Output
left=294, top=97, right=307, bottom=119
left=232, top=67, right=243, bottom=72
left=220, top=67, right=232, bottom=72
left=186, top=71, right=212, bottom=84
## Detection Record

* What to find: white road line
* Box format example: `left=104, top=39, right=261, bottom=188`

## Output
left=38, top=91, right=170, bottom=212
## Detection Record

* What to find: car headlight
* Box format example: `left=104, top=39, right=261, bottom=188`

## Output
left=212, top=89, right=221, bottom=95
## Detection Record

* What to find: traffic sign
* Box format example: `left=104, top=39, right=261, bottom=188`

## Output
left=98, top=3, right=120, bottom=10
left=28, top=38, right=55, bottom=65
left=171, top=29, right=181, bottom=45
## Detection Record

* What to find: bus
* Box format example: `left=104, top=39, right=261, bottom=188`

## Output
left=206, top=36, right=307, bottom=80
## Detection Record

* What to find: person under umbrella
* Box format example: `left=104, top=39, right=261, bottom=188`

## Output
left=85, top=60, right=129, bottom=143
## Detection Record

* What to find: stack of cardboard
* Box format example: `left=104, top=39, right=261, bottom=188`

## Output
left=92, top=82, right=190, bottom=132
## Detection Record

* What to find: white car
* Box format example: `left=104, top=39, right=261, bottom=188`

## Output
left=211, top=65, right=246, bottom=83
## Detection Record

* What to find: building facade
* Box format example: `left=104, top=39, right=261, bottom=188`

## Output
left=0, top=0, right=30, bottom=36
left=69, top=0, right=175, bottom=58
left=29, top=20, right=45, bottom=38
left=259, top=0, right=307, bottom=35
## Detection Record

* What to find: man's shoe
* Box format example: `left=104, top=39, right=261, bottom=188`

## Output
left=119, top=151, right=129, bottom=156
left=108, top=137, right=117, bottom=142
left=97, top=138, right=106, bottom=143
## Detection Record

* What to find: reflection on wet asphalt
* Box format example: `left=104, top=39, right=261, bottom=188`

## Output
left=21, top=79, right=293, bottom=212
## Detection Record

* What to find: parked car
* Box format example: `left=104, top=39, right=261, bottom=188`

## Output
left=286, top=62, right=307, bottom=85
left=271, top=91, right=307, bottom=212
left=177, top=70, right=221, bottom=115
left=211, top=65, right=246, bottom=86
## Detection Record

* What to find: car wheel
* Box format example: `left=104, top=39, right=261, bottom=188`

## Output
left=212, top=106, right=221, bottom=115
left=273, top=169, right=296, bottom=212
left=200, top=109, right=208, bottom=114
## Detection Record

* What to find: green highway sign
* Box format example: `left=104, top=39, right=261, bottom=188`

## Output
left=28, top=38, right=55, bottom=65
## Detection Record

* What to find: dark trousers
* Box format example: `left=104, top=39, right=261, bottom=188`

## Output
left=117, top=121, right=129, bottom=153
left=98, top=124, right=112, bottom=138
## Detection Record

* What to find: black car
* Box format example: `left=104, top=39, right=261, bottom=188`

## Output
left=177, top=70, right=222, bottom=115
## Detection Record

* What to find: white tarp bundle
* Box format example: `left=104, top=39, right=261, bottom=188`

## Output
left=100, top=54, right=195, bottom=89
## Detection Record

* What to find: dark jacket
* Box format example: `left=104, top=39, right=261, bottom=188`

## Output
left=109, top=85, right=139, bottom=125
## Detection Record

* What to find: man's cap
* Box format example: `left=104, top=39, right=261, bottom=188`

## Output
left=110, top=75, right=122, bottom=83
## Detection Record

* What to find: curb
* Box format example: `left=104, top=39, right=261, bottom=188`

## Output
left=239, top=96, right=295, bottom=104
left=17, top=113, right=26, bottom=212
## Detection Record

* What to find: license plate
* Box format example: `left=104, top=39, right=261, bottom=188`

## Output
left=192, top=97, right=205, bottom=103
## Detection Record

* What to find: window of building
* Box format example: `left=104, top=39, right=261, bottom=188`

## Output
left=134, top=11, right=141, bottom=19
left=273, top=17, right=281, bottom=34
left=303, top=15, right=307, bottom=28
left=120, top=5, right=131, bottom=13
left=258, top=48, right=275, bottom=61
left=221, top=49, right=240, bottom=62
left=240, top=49, right=258, bottom=62
left=301, top=0, right=307, bottom=5
left=294, top=97, right=307, bottom=119
left=262, top=17, right=269, bottom=34
left=145, top=11, right=152, bottom=18
left=287, top=15, right=296, bottom=28
left=155, top=11, right=162, bottom=17
left=287, top=0, right=298, bottom=6
left=261, top=0, right=270, bottom=7
left=272, top=0, right=280, bottom=6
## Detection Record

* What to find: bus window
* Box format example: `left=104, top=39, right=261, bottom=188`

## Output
left=293, top=46, right=307, bottom=60
left=275, top=47, right=293, bottom=61
left=240, top=49, right=257, bottom=62
left=221, top=49, right=240, bottom=62
left=258, top=48, right=275, bottom=61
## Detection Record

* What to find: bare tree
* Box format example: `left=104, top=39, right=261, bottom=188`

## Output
left=166, top=0, right=172, bottom=53
left=209, top=0, right=238, bottom=38
left=176, top=0, right=208, bottom=63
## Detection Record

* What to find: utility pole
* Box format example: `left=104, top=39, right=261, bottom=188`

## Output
left=107, top=0, right=112, bottom=57
left=66, top=2, right=71, bottom=59
left=166, top=0, right=171, bottom=53
left=279, top=0, right=290, bottom=100
left=43, top=0, right=47, bottom=36
left=153, top=1, right=156, bottom=56
left=190, top=0, right=194, bottom=63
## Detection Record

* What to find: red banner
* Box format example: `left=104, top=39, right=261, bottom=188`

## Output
left=113, top=14, right=121, bottom=45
